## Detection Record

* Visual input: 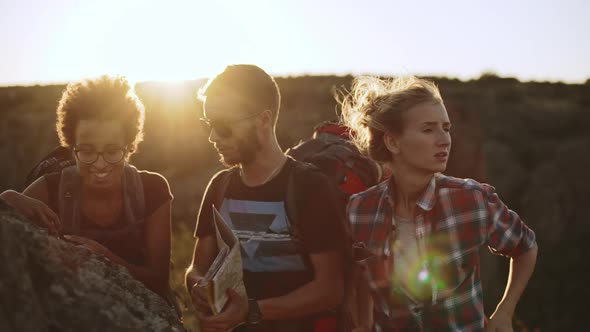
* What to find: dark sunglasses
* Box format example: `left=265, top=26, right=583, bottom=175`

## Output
left=200, top=111, right=264, bottom=138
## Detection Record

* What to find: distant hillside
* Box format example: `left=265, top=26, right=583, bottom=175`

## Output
left=1, top=75, right=588, bottom=331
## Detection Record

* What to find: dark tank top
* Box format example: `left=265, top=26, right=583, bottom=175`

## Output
left=44, top=169, right=172, bottom=265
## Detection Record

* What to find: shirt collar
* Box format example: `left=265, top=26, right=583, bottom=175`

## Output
left=416, top=174, right=438, bottom=211
left=385, top=173, right=439, bottom=212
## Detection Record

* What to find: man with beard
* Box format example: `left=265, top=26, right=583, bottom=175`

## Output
left=185, top=65, right=348, bottom=332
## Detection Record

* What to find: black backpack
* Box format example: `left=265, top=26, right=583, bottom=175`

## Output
left=286, top=122, right=380, bottom=202
left=24, top=146, right=76, bottom=188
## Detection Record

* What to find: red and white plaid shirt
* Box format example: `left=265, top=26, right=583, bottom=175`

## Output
left=347, top=173, right=536, bottom=332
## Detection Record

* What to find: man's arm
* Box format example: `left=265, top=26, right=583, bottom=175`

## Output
left=258, top=250, right=344, bottom=319
left=185, top=234, right=218, bottom=314
left=185, top=234, right=218, bottom=290
left=199, top=249, right=344, bottom=331
left=487, top=243, right=538, bottom=332
left=258, top=168, right=346, bottom=319
left=186, top=171, right=224, bottom=297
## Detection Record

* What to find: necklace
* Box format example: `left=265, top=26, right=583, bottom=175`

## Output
left=241, top=156, right=287, bottom=186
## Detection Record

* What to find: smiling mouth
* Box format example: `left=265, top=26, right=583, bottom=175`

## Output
left=92, top=170, right=112, bottom=179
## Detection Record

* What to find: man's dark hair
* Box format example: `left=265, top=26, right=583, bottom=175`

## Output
left=199, top=64, right=281, bottom=125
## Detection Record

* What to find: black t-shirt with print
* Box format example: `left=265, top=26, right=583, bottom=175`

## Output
left=194, top=158, right=347, bottom=331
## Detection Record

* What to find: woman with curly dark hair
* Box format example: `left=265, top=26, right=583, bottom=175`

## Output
left=1, top=76, right=173, bottom=300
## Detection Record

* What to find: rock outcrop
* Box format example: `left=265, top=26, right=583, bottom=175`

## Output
left=0, top=199, right=187, bottom=332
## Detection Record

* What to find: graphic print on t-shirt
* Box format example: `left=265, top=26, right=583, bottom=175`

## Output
left=219, top=198, right=306, bottom=272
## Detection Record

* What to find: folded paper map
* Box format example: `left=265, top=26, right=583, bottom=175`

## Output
left=192, top=206, right=246, bottom=315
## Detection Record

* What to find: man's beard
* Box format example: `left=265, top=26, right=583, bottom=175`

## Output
left=219, top=125, right=261, bottom=167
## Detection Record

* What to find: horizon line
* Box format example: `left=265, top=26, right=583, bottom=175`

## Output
left=1, top=70, right=588, bottom=88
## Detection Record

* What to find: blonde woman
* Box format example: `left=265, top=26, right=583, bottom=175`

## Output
left=342, top=76, right=537, bottom=332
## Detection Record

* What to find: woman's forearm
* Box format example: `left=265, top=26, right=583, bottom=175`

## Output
left=493, top=243, right=538, bottom=316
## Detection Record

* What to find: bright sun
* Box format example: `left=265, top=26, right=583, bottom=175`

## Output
left=41, top=0, right=305, bottom=84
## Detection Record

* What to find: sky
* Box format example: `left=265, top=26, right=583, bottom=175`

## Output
left=0, top=0, right=588, bottom=86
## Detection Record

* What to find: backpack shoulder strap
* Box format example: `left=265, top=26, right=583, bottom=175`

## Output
left=59, top=164, right=147, bottom=234
left=213, top=167, right=238, bottom=210
left=58, top=165, right=80, bottom=233
left=26, top=146, right=75, bottom=188
left=286, top=163, right=298, bottom=234
left=122, top=164, right=145, bottom=225
left=285, top=160, right=320, bottom=238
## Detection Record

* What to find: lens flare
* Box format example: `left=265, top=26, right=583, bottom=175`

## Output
left=418, top=268, right=429, bottom=282
left=389, top=233, right=456, bottom=300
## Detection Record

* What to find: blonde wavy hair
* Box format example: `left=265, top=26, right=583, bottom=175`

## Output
left=339, top=76, right=443, bottom=162
left=56, top=75, right=145, bottom=156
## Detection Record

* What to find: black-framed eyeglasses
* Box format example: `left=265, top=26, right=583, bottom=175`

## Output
left=73, top=146, right=127, bottom=164
left=199, top=111, right=264, bottom=138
